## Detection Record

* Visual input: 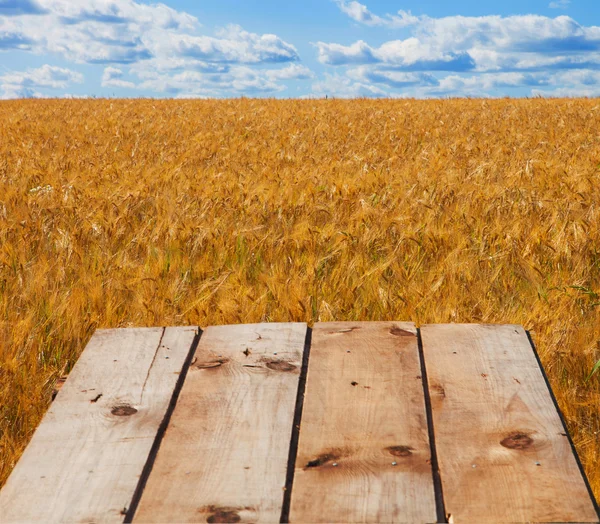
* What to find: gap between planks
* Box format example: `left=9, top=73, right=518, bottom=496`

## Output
left=124, top=328, right=202, bottom=522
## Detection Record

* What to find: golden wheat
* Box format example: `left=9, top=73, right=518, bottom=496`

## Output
left=1, top=98, right=600, bottom=496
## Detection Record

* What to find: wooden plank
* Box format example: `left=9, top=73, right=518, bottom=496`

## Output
left=0, top=326, right=198, bottom=523
left=289, top=322, right=437, bottom=523
left=134, top=322, right=307, bottom=523
left=420, top=324, right=599, bottom=523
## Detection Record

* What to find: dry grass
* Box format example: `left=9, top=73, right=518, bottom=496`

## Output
left=1, top=98, right=600, bottom=495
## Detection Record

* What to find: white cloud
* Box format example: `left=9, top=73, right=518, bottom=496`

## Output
left=430, top=72, right=550, bottom=95
left=328, top=2, right=600, bottom=73
left=407, top=69, right=600, bottom=98
left=155, top=24, right=299, bottom=65
left=311, top=73, right=391, bottom=98
left=334, top=0, right=418, bottom=28
left=101, top=66, right=135, bottom=88
left=0, top=0, right=199, bottom=62
left=0, top=1, right=298, bottom=67
left=347, top=66, right=438, bottom=88
left=316, top=40, right=376, bottom=65
left=532, top=85, right=600, bottom=96
left=0, top=0, right=306, bottom=96
left=126, top=57, right=314, bottom=97
left=1, top=64, right=82, bottom=88
left=265, top=64, right=314, bottom=81
left=315, top=67, right=600, bottom=99
left=134, top=64, right=312, bottom=97
left=0, top=85, right=43, bottom=99
left=316, top=38, right=475, bottom=72
left=530, top=69, right=600, bottom=96
left=535, top=69, right=597, bottom=95
left=549, top=0, right=570, bottom=9
left=318, top=1, right=600, bottom=97
left=62, top=93, right=90, bottom=99
left=128, top=57, right=231, bottom=78
left=417, top=14, right=600, bottom=55
left=37, top=0, right=197, bottom=29
left=0, top=64, right=82, bottom=98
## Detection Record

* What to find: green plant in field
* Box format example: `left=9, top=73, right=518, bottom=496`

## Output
left=587, top=360, right=600, bottom=382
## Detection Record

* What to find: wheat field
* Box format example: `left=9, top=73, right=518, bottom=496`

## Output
left=1, top=98, right=599, bottom=495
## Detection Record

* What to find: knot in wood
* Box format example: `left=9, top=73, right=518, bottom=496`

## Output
left=206, top=510, right=241, bottom=523
left=111, top=405, right=138, bottom=417
left=500, top=432, right=533, bottom=450
left=194, top=359, right=228, bottom=370
left=389, top=327, right=414, bottom=337
left=386, top=445, right=414, bottom=457
left=305, top=452, right=339, bottom=469
left=266, top=361, right=296, bottom=372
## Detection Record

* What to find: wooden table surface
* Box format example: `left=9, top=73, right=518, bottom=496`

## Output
left=0, top=322, right=598, bottom=523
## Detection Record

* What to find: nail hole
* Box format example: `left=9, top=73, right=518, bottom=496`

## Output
left=90, top=393, right=103, bottom=403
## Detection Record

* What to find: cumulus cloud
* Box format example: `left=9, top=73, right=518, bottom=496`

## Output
left=133, top=64, right=314, bottom=97
left=39, top=0, right=196, bottom=30
left=0, top=0, right=309, bottom=96
left=316, top=1, right=600, bottom=97
left=429, top=72, right=550, bottom=96
left=531, top=69, right=600, bottom=96
left=316, top=40, right=376, bottom=65
left=549, top=0, right=570, bottom=9
left=265, top=64, right=314, bottom=81
left=159, top=24, right=299, bottom=64
left=347, top=66, right=438, bottom=88
left=533, top=85, right=600, bottom=96
left=316, top=39, right=475, bottom=71
left=0, top=85, right=42, bottom=99
left=0, top=1, right=298, bottom=67
left=0, top=64, right=83, bottom=98
left=101, top=66, right=135, bottom=88
left=0, top=0, right=201, bottom=63
left=424, top=69, right=600, bottom=98
left=0, top=31, right=33, bottom=49
left=334, top=0, right=418, bottom=28
left=325, top=7, right=600, bottom=71
left=1, top=64, right=82, bottom=88
left=312, top=73, right=391, bottom=98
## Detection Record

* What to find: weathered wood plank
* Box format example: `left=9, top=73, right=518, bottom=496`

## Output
left=0, top=326, right=198, bottom=523
left=420, top=324, right=599, bottom=523
left=289, top=322, right=437, bottom=524
left=134, top=322, right=308, bottom=523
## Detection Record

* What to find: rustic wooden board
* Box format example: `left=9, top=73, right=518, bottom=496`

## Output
left=0, top=326, right=198, bottom=523
left=420, top=324, right=599, bottom=523
left=134, top=322, right=308, bottom=523
left=289, top=322, right=437, bottom=523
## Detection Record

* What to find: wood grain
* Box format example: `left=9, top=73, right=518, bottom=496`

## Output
left=134, top=322, right=307, bottom=523
left=420, top=323, right=599, bottom=523
left=0, top=326, right=198, bottom=523
left=289, top=322, right=437, bottom=524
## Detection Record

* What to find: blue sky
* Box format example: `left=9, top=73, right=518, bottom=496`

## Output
left=1, top=0, right=600, bottom=98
